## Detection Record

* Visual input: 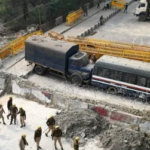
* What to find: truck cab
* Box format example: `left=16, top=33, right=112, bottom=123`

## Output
left=134, top=0, right=150, bottom=21
left=68, top=51, right=94, bottom=85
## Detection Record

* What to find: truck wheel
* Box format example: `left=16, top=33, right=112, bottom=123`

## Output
left=34, top=65, right=45, bottom=75
left=71, top=76, right=82, bottom=86
left=107, top=87, right=117, bottom=95
left=139, top=15, right=146, bottom=21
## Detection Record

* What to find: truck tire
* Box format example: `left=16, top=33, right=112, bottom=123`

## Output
left=71, top=75, right=82, bottom=86
left=139, top=15, right=146, bottom=21
left=107, top=86, right=118, bottom=95
left=34, top=65, right=45, bottom=75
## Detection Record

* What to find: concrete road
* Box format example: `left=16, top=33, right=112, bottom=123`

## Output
left=89, top=1, right=150, bottom=45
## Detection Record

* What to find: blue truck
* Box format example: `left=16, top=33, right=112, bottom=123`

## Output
left=25, top=35, right=94, bottom=85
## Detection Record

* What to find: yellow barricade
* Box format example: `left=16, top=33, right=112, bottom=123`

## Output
left=66, top=9, right=83, bottom=26
left=111, top=0, right=126, bottom=9
left=0, top=30, right=43, bottom=59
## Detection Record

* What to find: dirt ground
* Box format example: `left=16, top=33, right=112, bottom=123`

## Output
left=55, top=109, right=150, bottom=150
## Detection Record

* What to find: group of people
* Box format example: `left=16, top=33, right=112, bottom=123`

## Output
left=0, top=96, right=26, bottom=127
left=0, top=96, right=80, bottom=150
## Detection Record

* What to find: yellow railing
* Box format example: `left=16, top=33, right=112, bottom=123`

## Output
left=48, top=31, right=150, bottom=63
left=66, top=8, right=83, bottom=26
left=0, top=30, right=43, bottom=59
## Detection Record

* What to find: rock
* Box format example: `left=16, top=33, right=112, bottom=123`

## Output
left=81, top=133, right=86, bottom=138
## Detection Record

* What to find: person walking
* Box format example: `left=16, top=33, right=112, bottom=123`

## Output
left=103, top=2, right=107, bottom=10
left=124, top=3, right=128, bottom=13
left=0, top=104, right=6, bottom=125
left=10, top=104, right=18, bottom=125
left=34, top=126, right=42, bottom=150
left=84, top=5, right=88, bottom=16
left=52, top=126, right=63, bottom=150
left=74, top=137, right=80, bottom=150
left=45, top=115, right=55, bottom=137
left=97, top=1, right=100, bottom=8
left=18, top=107, right=26, bottom=128
left=7, top=96, right=13, bottom=119
left=19, top=134, right=28, bottom=150
left=92, top=54, right=97, bottom=63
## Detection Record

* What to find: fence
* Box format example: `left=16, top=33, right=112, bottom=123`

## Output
left=111, top=0, right=126, bottom=9
left=66, top=8, right=83, bottom=26
left=0, top=30, right=43, bottom=58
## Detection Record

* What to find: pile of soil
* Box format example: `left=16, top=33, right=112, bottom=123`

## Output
left=55, top=109, right=110, bottom=139
left=99, top=127, right=150, bottom=150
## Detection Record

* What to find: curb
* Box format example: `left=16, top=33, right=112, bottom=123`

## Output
left=61, top=3, right=105, bottom=34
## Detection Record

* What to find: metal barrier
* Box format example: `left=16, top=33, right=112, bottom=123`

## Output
left=0, top=30, right=43, bottom=59
left=66, top=8, right=83, bottom=26
left=111, top=0, right=126, bottom=9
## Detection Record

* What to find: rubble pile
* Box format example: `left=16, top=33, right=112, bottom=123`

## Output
left=55, top=109, right=110, bottom=139
left=99, top=127, right=150, bottom=150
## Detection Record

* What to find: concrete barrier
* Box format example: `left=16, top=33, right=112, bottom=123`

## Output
left=139, top=121, right=150, bottom=133
left=110, top=110, right=142, bottom=124
left=12, top=82, right=51, bottom=104
left=94, top=106, right=108, bottom=117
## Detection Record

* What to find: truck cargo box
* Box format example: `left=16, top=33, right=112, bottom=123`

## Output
left=25, top=35, right=79, bottom=73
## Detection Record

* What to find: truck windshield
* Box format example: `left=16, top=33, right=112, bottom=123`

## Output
left=79, top=55, right=89, bottom=67
left=138, top=3, right=145, bottom=7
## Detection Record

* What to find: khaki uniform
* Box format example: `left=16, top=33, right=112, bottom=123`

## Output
left=18, top=109, right=26, bottom=127
left=34, top=129, right=42, bottom=150
left=52, top=128, right=63, bottom=149
left=10, top=106, right=18, bottom=124
left=74, top=140, right=79, bottom=150
left=19, top=137, right=28, bottom=150
left=46, top=117, right=55, bottom=135
left=0, top=106, right=5, bottom=124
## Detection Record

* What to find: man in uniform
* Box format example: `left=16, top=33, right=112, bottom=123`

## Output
left=34, top=126, right=42, bottom=150
left=45, top=115, right=55, bottom=137
left=52, top=126, right=63, bottom=150
left=7, top=96, right=13, bottom=119
left=10, top=104, right=18, bottom=125
left=19, top=134, right=28, bottom=150
left=0, top=104, right=6, bottom=125
left=18, top=107, right=26, bottom=128
left=124, top=3, right=128, bottom=13
left=74, top=137, right=80, bottom=150
left=92, top=54, right=97, bottom=63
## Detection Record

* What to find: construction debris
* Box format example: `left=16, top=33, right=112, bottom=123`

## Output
left=99, top=127, right=150, bottom=150
left=55, top=109, right=110, bottom=140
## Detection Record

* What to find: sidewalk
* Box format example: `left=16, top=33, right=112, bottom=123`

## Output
left=64, top=8, right=116, bottom=37
left=48, top=3, right=105, bottom=34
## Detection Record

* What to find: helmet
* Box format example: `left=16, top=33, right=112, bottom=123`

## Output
left=9, top=95, right=12, bottom=98
left=50, top=115, right=53, bottom=118
left=55, top=126, right=59, bottom=129
left=0, top=104, right=2, bottom=106
left=13, top=104, right=15, bottom=106
left=19, top=107, right=22, bottom=109
left=38, top=126, right=41, bottom=129
left=75, top=137, right=80, bottom=140
left=22, top=134, right=26, bottom=138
